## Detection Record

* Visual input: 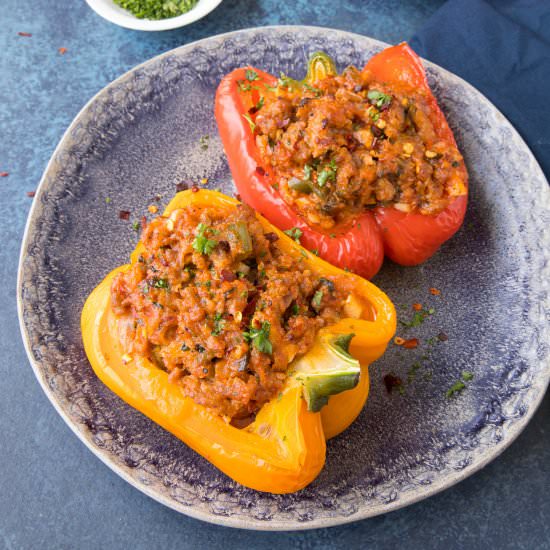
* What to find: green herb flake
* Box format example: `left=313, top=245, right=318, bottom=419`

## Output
left=255, top=97, right=265, bottom=111
left=105, top=197, right=112, bottom=204
left=446, top=380, right=466, bottom=398
left=192, top=223, right=217, bottom=255
left=311, top=290, right=324, bottom=311
left=242, top=113, right=256, bottom=132
left=245, top=69, right=259, bottom=82
left=283, top=227, right=303, bottom=242
left=212, top=313, right=226, bottom=336
left=461, top=371, right=474, bottom=382
left=243, top=321, right=273, bottom=355
left=237, top=79, right=251, bottom=92
left=132, top=220, right=141, bottom=232
left=290, top=303, right=300, bottom=316
left=199, top=135, right=209, bottom=150
left=367, top=89, right=392, bottom=108
left=150, top=278, right=169, bottom=290
left=180, top=343, right=190, bottom=352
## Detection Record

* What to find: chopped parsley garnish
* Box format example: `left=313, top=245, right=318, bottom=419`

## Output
left=303, top=164, right=313, bottom=180
left=283, top=227, right=303, bottom=242
left=180, top=343, right=190, bottom=351
left=150, top=277, right=169, bottom=289
left=367, top=89, right=392, bottom=108
left=242, top=113, right=256, bottom=132
left=317, top=159, right=337, bottom=187
left=462, top=371, right=474, bottom=381
left=132, top=220, right=140, bottom=232
left=192, top=223, right=217, bottom=255
left=105, top=197, right=112, bottom=204
left=254, top=96, right=265, bottom=111
left=311, top=289, right=324, bottom=311
left=245, top=69, right=259, bottom=82
left=237, top=79, right=251, bottom=92
left=290, top=303, right=300, bottom=316
left=243, top=321, right=273, bottom=355
left=446, top=380, right=466, bottom=398
left=212, top=313, right=226, bottom=336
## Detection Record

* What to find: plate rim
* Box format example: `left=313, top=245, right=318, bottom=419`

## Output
left=17, top=25, right=550, bottom=531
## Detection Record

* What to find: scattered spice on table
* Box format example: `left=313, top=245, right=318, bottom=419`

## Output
left=0, top=172, right=8, bottom=177
left=175, top=182, right=189, bottom=192
left=118, top=210, right=131, bottom=220
left=429, top=287, right=441, bottom=295
left=437, top=331, right=448, bottom=341
left=58, top=47, right=67, bottom=55
left=147, top=204, right=158, bottom=214
left=18, top=32, right=32, bottom=37
left=26, top=191, right=35, bottom=198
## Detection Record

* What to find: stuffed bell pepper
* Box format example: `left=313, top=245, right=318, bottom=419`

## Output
left=81, top=190, right=396, bottom=493
left=215, top=43, right=468, bottom=279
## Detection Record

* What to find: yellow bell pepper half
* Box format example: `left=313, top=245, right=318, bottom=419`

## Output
left=81, top=190, right=396, bottom=493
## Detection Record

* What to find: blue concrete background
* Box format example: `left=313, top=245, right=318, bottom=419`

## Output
left=1, top=1, right=549, bottom=548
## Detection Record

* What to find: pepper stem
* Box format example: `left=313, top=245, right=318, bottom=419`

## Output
left=305, top=52, right=337, bottom=84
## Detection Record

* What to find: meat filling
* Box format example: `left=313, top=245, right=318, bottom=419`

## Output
left=254, top=65, right=466, bottom=229
left=111, top=204, right=353, bottom=424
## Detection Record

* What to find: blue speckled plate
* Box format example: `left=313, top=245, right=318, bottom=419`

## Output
left=17, top=27, right=550, bottom=530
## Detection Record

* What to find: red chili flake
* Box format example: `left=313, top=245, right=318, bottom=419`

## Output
left=153, top=195, right=161, bottom=202
left=140, top=215, right=147, bottom=230
left=220, top=269, right=236, bottom=282
left=18, top=32, right=32, bottom=37
left=383, top=373, right=403, bottom=394
left=175, top=182, right=189, bottom=192
left=26, top=191, right=36, bottom=198
left=264, top=232, right=279, bottom=242
left=412, top=303, right=422, bottom=311
left=58, top=47, right=67, bottom=55
left=430, top=287, right=441, bottom=296
left=0, top=172, right=8, bottom=177
left=438, top=332, right=448, bottom=342
left=402, top=338, right=419, bottom=349
left=191, top=185, right=199, bottom=193
left=255, top=166, right=266, bottom=176
left=118, top=210, right=131, bottom=220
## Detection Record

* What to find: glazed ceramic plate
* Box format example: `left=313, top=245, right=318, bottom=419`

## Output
left=18, top=27, right=550, bottom=530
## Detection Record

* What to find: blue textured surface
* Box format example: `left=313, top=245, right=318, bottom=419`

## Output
left=2, top=1, right=549, bottom=549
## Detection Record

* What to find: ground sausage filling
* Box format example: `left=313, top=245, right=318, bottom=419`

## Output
left=254, top=66, right=467, bottom=229
left=111, top=204, right=354, bottom=425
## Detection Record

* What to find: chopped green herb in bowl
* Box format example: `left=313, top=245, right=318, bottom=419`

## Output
left=86, top=0, right=223, bottom=31
left=113, top=0, right=199, bottom=20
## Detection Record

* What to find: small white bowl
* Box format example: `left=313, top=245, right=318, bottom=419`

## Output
left=86, top=0, right=224, bottom=31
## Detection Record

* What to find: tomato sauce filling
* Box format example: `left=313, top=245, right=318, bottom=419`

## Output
left=110, top=203, right=355, bottom=424
left=253, top=66, right=467, bottom=229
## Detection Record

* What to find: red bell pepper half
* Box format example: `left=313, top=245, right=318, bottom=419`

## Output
left=215, top=43, right=468, bottom=279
